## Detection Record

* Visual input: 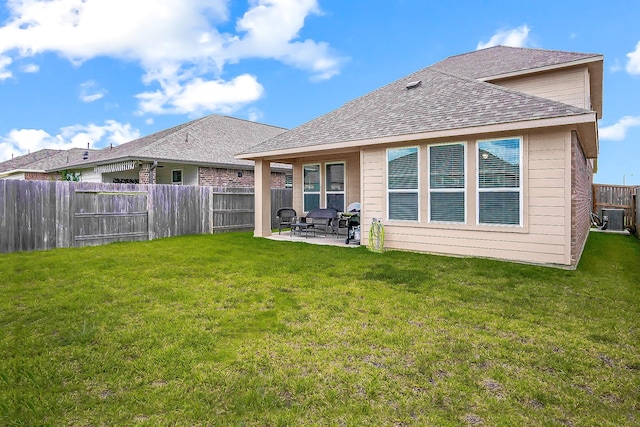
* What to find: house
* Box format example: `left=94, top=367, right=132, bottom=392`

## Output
left=2, top=114, right=291, bottom=188
left=0, top=148, right=99, bottom=180
left=237, top=46, right=603, bottom=267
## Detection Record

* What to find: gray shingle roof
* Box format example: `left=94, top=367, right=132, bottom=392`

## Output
left=0, top=149, right=62, bottom=173
left=241, top=62, right=593, bottom=155
left=0, top=148, right=97, bottom=174
left=51, top=114, right=287, bottom=171
left=431, top=45, right=602, bottom=79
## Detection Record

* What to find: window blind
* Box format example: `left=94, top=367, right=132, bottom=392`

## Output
left=478, top=138, right=521, bottom=226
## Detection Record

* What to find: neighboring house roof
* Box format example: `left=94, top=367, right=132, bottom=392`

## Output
left=49, top=114, right=288, bottom=172
left=0, top=148, right=97, bottom=177
left=0, top=149, right=62, bottom=173
left=239, top=57, right=596, bottom=157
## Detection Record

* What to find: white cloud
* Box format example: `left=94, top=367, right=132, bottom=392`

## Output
left=599, top=116, right=640, bottom=141
left=477, top=25, right=531, bottom=50
left=22, top=63, right=39, bottom=73
left=0, top=120, right=140, bottom=161
left=0, top=55, right=12, bottom=80
left=626, top=41, right=640, bottom=75
left=228, top=0, right=345, bottom=80
left=0, top=0, right=345, bottom=115
left=247, top=108, right=264, bottom=122
left=136, top=73, right=264, bottom=115
left=79, top=80, right=107, bottom=103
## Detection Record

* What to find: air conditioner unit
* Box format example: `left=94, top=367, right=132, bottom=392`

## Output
left=602, top=208, right=625, bottom=231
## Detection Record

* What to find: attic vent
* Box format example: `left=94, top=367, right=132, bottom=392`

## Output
left=406, top=80, right=421, bottom=89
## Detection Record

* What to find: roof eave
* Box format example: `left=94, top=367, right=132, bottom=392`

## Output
left=237, top=113, right=598, bottom=161
left=0, top=168, right=45, bottom=177
left=479, top=55, right=604, bottom=83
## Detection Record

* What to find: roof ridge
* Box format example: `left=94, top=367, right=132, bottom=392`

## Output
left=218, top=114, right=288, bottom=131
left=127, top=115, right=207, bottom=157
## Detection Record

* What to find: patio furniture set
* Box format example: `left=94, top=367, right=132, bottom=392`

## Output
left=276, top=206, right=360, bottom=244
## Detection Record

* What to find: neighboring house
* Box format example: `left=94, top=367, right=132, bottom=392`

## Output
left=0, top=148, right=98, bottom=180
left=238, top=46, right=603, bottom=268
left=1, top=114, right=290, bottom=188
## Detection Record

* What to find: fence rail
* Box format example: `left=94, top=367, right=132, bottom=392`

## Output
left=0, top=180, right=292, bottom=253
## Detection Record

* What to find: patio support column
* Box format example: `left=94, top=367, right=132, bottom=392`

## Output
left=254, top=158, right=272, bottom=237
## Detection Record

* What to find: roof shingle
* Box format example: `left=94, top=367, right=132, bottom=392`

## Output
left=52, top=114, right=287, bottom=171
left=241, top=63, right=593, bottom=155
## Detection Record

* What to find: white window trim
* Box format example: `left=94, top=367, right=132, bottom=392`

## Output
left=302, top=163, right=321, bottom=213
left=476, top=137, right=523, bottom=227
left=428, top=141, right=467, bottom=224
left=171, top=168, right=183, bottom=185
left=325, top=161, right=346, bottom=212
left=386, top=146, right=420, bottom=222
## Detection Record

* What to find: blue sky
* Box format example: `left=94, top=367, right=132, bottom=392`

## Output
left=0, top=0, right=638, bottom=185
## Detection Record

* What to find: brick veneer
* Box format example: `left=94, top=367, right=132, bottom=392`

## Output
left=198, top=167, right=288, bottom=189
left=571, top=131, right=593, bottom=266
left=139, top=163, right=156, bottom=184
left=25, top=172, right=59, bottom=180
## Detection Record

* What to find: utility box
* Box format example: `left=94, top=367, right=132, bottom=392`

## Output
left=602, top=208, right=625, bottom=231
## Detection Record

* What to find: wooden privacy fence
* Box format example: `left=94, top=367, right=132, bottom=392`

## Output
left=0, top=180, right=292, bottom=253
left=592, top=184, right=637, bottom=230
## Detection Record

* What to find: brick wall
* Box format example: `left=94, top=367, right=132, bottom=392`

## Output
left=571, top=131, right=594, bottom=266
left=198, top=167, right=289, bottom=189
left=25, top=172, right=59, bottom=181
left=139, top=163, right=153, bottom=184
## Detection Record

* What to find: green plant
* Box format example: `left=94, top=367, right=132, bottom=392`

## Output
left=60, top=169, right=81, bottom=181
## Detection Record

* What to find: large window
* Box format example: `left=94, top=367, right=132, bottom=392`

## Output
left=387, top=147, right=419, bottom=221
left=477, top=138, right=522, bottom=226
left=303, top=164, right=320, bottom=212
left=325, top=162, right=345, bottom=212
left=429, top=143, right=465, bottom=223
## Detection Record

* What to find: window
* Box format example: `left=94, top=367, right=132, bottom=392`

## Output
left=387, top=147, right=419, bottom=221
left=303, top=164, right=320, bottom=212
left=172, top=169, right=183, bottom=185
left=429, top=143, right=465, bottom=223
left=477, top=138, right=522, bottom=226
left=325, top=162, right=345, bottom=212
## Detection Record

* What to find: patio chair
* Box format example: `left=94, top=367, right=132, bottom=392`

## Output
left=276, top=208, right=297, bottom=234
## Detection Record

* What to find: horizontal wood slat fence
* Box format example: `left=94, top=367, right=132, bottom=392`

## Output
left=592, top=184, right=637, bottom=231
left=0, top=180, right=292, bottom=253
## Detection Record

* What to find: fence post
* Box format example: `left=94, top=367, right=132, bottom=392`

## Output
left=147, top=184, right=155, bottom=241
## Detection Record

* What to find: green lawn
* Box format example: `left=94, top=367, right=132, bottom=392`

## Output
left=1, top=232, right=639, bottom=426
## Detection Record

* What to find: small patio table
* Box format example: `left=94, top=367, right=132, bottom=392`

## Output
left=290, top=222, right=315, bottom=238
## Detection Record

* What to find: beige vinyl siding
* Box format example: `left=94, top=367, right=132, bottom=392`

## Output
left=79, top=168, right=102, bottom=183
left=493, top=67, right=590, bottom=110
left=3, top=173, right=26, bottom=180
left=363, top=129, right=572, bottom=266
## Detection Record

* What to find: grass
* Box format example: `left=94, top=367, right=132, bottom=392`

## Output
left=1, top=231, right=639, bottom=426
